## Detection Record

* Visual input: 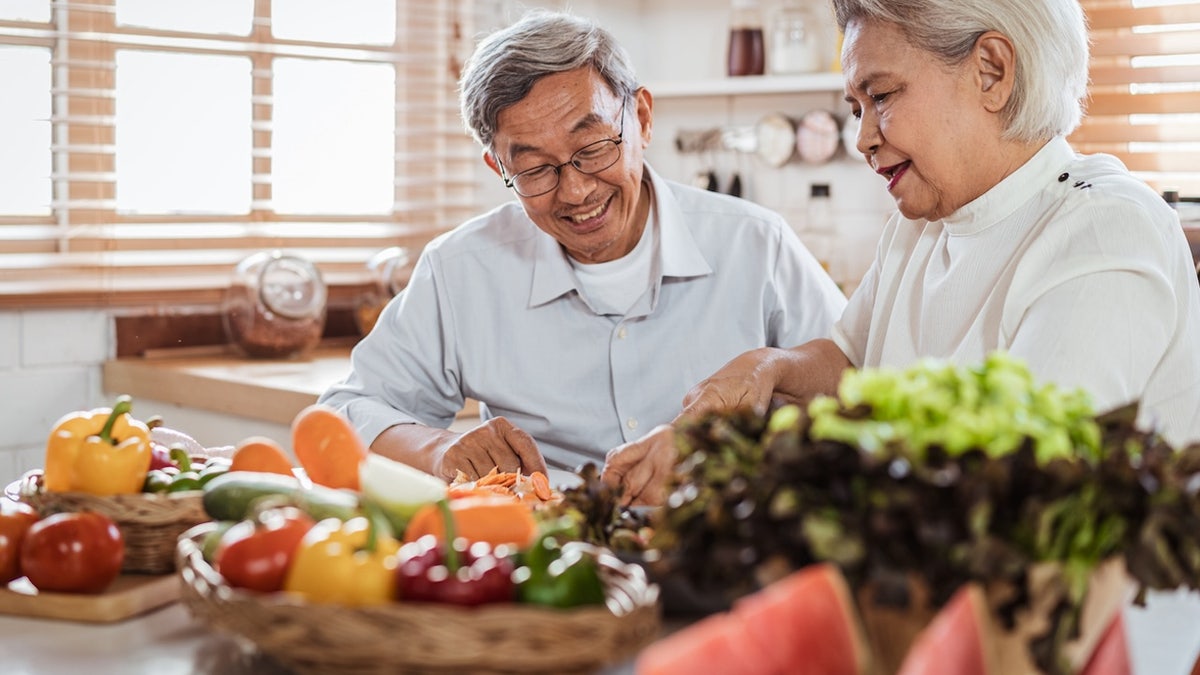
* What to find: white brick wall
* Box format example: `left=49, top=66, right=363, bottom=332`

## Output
left=0, top=309, right=111, bottom=488
left=0, top=308, right=291, bottom=487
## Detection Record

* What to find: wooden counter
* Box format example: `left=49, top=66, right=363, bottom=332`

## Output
left=103, top=344, right=477, bottom=427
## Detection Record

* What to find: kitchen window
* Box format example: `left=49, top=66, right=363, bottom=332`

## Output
left=1074, top=0, right=1200, bottom=196
left=0, top=0, right=483, bottom=309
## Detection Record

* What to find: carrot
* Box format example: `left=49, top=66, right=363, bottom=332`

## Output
left=229, top=436, right=294, bottom=475
left=403, top=496, right=539, bottom=548
left=448, top=484, right=516, bottom=500
left=290, top=404, right=368, bottom=490
left=476, top=469, right=517, bottom=488
left=530, top=471, right=552, bottom=501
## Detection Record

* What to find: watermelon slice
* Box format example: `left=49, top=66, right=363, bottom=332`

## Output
left=636, top=563, right=871, bottom=675
left=635, top=612, right=768, bottom=675
left=1079, top=613, right=1131, bottom=675
left=896, top=584, right=988, bottom=675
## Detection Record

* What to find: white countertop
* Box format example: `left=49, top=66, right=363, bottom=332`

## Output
left=102, top=344, right=479, bottom=427
left=1, top=587, right=1197, bottom=674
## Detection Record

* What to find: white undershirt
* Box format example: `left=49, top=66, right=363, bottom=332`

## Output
left=568, top=194, right=659, bottom=316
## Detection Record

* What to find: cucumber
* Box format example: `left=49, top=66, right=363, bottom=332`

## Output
left=202, top=471, right=360, bottom=522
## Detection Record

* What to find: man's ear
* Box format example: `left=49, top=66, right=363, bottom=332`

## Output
left=974, top=31, right=1016, bottom=113
left=483, top=150, right=502, bottom=178
left=635, top=86, right=654, bottom=148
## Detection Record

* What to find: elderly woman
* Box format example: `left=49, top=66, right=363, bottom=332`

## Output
left=602, top=0, right=1200, bottom=503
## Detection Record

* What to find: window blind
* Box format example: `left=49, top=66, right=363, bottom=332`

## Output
left=0, top=0, right=484, bottom=308
left=1073, top=0, right=1200, bottom=196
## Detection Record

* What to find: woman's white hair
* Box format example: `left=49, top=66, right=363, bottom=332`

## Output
left=832, top=0, right=1090, bottom=142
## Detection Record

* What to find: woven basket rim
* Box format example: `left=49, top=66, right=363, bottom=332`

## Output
left=11, top=468, right=210, bottom=574
left=176, top=522, right=662, bottom=674
left=13, top=469, right=205, bottom=517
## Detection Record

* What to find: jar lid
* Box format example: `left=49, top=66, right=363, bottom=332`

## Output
left=256, top=253, right=327, bottom=320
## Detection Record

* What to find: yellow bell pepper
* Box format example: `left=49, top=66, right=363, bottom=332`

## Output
left=283, top=516, right=401, bottom=606
left=43, top=395, right=152, bottom=496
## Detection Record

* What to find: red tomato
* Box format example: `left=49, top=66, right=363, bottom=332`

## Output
left=0, top=498, right=40, bottom=584
left=215, top=507, right=314, bottom=592
left=21, top=511, right=124, bottom=594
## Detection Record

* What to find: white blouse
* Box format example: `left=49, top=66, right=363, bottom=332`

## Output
left=834, top=137, right=1200, bottom=447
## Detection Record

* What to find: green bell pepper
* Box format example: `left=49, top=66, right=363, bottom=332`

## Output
left=515, top=519, right=605, bottom=609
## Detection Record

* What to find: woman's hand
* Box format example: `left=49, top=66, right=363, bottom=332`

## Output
left=601, top=424, right=677, bottom=507
left=682, top=340, right=852, bottom=421
left=679, top=347, right=784, bottom=420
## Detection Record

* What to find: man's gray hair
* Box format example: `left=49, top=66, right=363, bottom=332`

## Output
left=459, top=9, right=640, bottom=150
left=832, top=0, right=1089, bottom=142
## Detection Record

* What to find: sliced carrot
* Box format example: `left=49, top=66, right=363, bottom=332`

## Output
left=229, top=436, right=294, bottom=475
left=403, top=496, right=538, bottom=548
left=291, top=403, right=368, bottom=490
left=476, top=469, right=517, bottom=488
left=530, top=471, right=552, bottom=501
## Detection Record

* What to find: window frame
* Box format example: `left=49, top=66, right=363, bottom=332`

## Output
left=0, top=0, right=480, bottom=310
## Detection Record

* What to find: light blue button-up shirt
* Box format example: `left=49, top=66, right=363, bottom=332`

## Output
left=320, top=165, right=846, bottom=470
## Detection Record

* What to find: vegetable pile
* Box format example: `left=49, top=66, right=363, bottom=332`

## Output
left=647, top=352, right=1200, bottom=675
left=192, top=405, right=609, bottom=611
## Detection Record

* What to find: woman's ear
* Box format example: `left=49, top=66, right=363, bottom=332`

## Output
left=974, top=31, right=1017, bottom=113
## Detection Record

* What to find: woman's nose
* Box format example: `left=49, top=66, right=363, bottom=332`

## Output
left=856, top=116, right=881, bottom=158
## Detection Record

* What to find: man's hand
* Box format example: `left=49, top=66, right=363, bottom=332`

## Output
left=433, top=416, right=547, bottom=481
left=373, top=417, right=547, bottom=482
left=601, top=424, right=677, bottom=506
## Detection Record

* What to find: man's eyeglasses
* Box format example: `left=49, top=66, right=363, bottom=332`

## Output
left=497, top=98, right=627, bottom=198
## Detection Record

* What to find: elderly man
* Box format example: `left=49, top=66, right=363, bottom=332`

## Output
left=319, top=10, right=845, bottom=496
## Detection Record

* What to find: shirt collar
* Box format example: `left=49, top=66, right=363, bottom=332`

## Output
left=527, top=163, right=711, bottom=308
left=942, top=136, right=1076, bottom=235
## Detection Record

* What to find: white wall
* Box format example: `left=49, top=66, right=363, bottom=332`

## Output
left=0, top=309, right=292, bottom=488
left=0, top=310, right=111, bottom=488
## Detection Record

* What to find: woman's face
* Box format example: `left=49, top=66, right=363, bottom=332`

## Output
left=842, top=18, right=1002, bottom=221
left=487, top=67, right=653, bottom=264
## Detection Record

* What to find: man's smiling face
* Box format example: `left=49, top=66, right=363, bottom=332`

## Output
left=488, top=67, right=653, bottom=264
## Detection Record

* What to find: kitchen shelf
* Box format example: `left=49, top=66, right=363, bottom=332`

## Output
left=646, top=72, right=845, bottom=98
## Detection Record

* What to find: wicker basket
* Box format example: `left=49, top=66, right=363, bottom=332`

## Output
left=12, top=469, right=208, bottom=574
left=176, top=522, right=662, bottom=675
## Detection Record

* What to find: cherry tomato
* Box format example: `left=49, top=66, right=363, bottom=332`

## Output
left=0, top=498, right=40, bottom=584
left=214, top=507, right=314, bottom=592
left=21, top=511, right=124, bottom=594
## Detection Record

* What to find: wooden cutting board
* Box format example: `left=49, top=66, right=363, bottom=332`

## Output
left=0, top=573, right=180, bottom=623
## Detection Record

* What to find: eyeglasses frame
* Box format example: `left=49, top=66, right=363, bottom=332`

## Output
left=495, top=97, right=628, bottom=198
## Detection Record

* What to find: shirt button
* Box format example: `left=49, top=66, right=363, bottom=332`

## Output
left=626, top=418, right=638, bottom=430
left=617, top=326, right=628, bottom=339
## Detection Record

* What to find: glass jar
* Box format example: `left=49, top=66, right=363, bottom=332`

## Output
left=223, top=250, right=327, bottom=359
left=727, top=0, right=765, bottom=77
left=769, top=0, right=820, bottom=74
left=355, top=246, right=412, bottom=336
